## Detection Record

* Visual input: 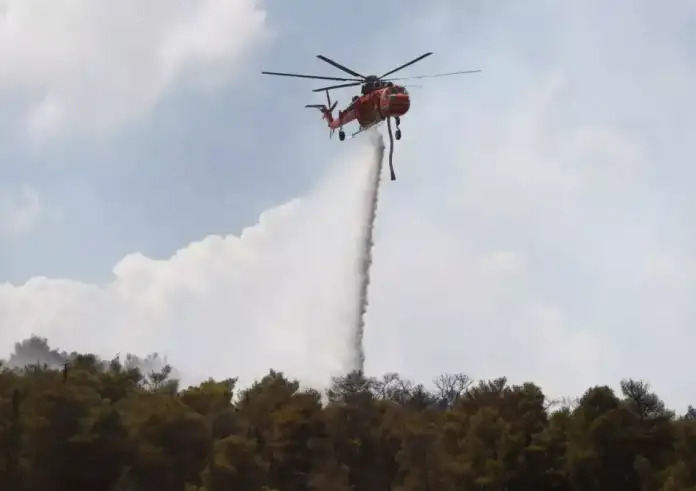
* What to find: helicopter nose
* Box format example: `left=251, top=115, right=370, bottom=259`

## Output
left=389, top=93, right=410, bottom=115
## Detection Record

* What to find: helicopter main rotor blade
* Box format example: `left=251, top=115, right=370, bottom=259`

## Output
left=316, top=55, right=366, bottom=79
left=378, top=52, right=433, bottom=79
left=385, top=69, right=482, bottom=81
left=312, top=81, right=363, bottom=93
left=261, top=71, right=360, bottom=82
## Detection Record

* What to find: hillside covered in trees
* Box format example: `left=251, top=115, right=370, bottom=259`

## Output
left=1, top=337, right=695, bottom=491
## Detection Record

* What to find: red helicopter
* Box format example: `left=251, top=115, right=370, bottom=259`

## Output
left=262, top=52, right=481, bottom=180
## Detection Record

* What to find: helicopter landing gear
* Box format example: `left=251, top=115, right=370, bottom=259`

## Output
left=394, top=116, right=402, bottom=140
left=338, top=130, right=345, bottom=141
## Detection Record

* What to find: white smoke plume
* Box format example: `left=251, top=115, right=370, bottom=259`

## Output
left=0, top=136, right=388, bottom=391
left=350, top=132, right=385, bottom=371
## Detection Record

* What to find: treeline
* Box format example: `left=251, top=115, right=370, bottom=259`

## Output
left=0, top=337, right=695, bottom=491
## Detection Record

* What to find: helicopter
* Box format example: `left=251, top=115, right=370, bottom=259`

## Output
left=262, top=52, right=481, bottom=180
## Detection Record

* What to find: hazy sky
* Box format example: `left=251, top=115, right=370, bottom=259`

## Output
left=1, top=0, right=695, bottom=409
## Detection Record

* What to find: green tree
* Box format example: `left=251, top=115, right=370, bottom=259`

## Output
left=1, top=335, right=694, bottom=491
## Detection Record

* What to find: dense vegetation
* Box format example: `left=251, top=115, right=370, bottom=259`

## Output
left=1, top=336, right=695, bottom=491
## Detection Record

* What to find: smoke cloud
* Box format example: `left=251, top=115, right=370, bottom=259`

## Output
left=0, top=137, right=388, bottom=391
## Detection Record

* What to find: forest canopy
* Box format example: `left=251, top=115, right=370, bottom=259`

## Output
left=1, top=335, right=695, bottom=491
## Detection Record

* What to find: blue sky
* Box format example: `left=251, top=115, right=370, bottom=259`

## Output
left=1, top=0, right=696, bottom=409
left=0, top=0, right=477, bottom=281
